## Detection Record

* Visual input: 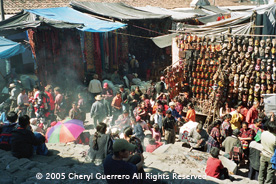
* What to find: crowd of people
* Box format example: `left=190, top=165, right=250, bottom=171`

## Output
left=0, top=72, right=276, bottom=184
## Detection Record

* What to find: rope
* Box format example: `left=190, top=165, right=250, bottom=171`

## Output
left=131, top=25, right=166, bottom=35
left=112, top=32, right=152, bottom=39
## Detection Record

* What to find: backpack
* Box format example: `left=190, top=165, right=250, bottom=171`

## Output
left=0, top=123, right=17, bottom=151
left=230, top=143, right=243, bottom=164
left=271, top=148, right=276, bottom=170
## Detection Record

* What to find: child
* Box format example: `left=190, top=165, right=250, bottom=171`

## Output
left=69, top=102, right=82, bottom=120
left=220, top=114, right=232, bottom=142
left=205, top=147, right=229, bottom=179
left=150, top=124, right=161, bottom=142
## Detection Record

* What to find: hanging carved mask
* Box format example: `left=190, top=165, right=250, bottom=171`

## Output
left=266, top=38, right=272, bottom=47
left=272, top=39, right=276, bottom=47
left=244, top=76, right=249, bottom=88
left=211, top=36, right=216, bottom=43
left=227, top=42, right=232, bottom=50
left=243, top=44, right=247, bottom=52
left=222, top=49, right=227, bottom=56
left=248, top=46, right=253, bottom=53
left=265, top=46, right=271, bottom=54
left=233, top=51, right=239, bottom=58
left=197, top=36, right=201, bottom=43
left=254, top=46, right=259, bottom=55
left=234, top=74, right=239, bottom=87
left=239, top=52, right=245, bottom=60
left=238, top=45, right=242, bottom=52
left=245, top=52, right=251, bottom=59
left=240, top=74, right=245, bottom=87
left=255, top=39, right=259, bottom=46
left=237, top=63, right=242, bottom=73
left=249, top=38, right=254, bottom=46
left=259, top=47, right=265, bottom=57
left=188, top=35, right=193, bottom=43
left=193, top=35, right=197, bottom=42
left=243, top=37, right=249, bottom=45
left=232, top=45, right=237, bottom=52
left=260, top=40, right=265, bottom=47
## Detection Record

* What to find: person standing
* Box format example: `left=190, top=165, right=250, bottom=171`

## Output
left=258, top=121, right=276, bottom=184
left=119, top=85, right=129, bottom=112
left=9, top=83, right=20, bottom=112
left=246, top=101, right=259, bottom=125
left=102, top=83, right=113, bottom=117
left=88, top=74, right=102, bottom=106
left=185, top=103, right=196, bottom=122
left=90, top=95, right=105, bottom=129
left=54, top=87, right=65, bottom=121
left=128, top=90, right=139, bottom=118
left=111, top=92, right=122, bottom=126
left=155, top=76, right=166, bottom=97
left=162, top=110, right=176, bottom=144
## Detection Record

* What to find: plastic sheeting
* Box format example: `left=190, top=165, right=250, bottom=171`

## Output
left=70, top=1, right=170, bottom=21
left=0, top=37, right=25, bottom=59
left=136, top=6, right=199, bottom=21
left=0, top=7, right=126, bottom=36
left=151, top=33, right=179, bottom=48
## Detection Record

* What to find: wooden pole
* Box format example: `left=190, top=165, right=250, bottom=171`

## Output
left=0, top=0, right=4, bottom=21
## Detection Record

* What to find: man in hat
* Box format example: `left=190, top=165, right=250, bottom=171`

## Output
left=103, top=139, right=144, bottom=184
left=102, top=83, right=113, bottom=117
left=168, top=101, right=182, bottom=121
left=162, top=110, right=176, bottom=144
left=88, top=74, right=102, bottom=106
left=90, top=95, right=105, bottom=129
left=9, top=83, right=20, bottom=112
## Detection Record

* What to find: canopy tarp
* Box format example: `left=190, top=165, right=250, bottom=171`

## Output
left=199, top=5, right=229, bottom=14
left=0, top=7, right=126, bottom=36
left=136, top=6, right=198, bottom=21
left=0, top=37, right=25, bottom=59
left=70, top=1, right=170, bottom=21
left=152, top=33, right=179, bottom=48
left=190, top=0, right=210, bottom=7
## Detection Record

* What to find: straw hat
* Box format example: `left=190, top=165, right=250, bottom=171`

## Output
left=9, top=83, right=16, bottom=88
left=95, top=95, right=103, bottom=101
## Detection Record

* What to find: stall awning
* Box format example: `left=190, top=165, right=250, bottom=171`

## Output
left=0, top=7, right=126, bottom=36
left=0, top=37, right=25, bottom=59
left=136, top=6, right=199, bottom=21
left=152, top=33, right=179, bottom=48
left=70, top=1, right=170, bottom=21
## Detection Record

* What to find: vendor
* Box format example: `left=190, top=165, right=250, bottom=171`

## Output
left=185, top=103, right=196, bottom=122
left=188, top=124, right=209, bottom=151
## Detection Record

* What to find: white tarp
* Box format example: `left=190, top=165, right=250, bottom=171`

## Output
left=151, top=33, right=178, bottom=48
left=263, top=94, right=276, bottom=114
left=178, top=121, right=198, bottom=142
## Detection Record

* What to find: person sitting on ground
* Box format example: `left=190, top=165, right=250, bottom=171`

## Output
left=87, top=122, right=113, bottom=165
left=150, top=124, right=161, bottom=142
left=131, top=117, right=145, bottom=145
left=69, top=101, right=82, bottom=120
left=103, top=139, right=144, bottom=184
left=188, top=123, right=209, bottom=151
left=111, top=70, right=124, bottom=85
left=222, top=129, right=242, bottom=159
left=123, top=126, right=143, bottom=154
left=146, top=138, right=163, bottom=153
left=135, top=115, right=148, bottom=131
left=0, top=111, right=18, bottom=151
left=220, top=114, right=232, bottom=142
left=0, top=104, right=10, bottom=124
left=205, top=147, right=229, bottom=179
left=115, top=110, right=131, bottom=129
left=11, top=115, right=48, bottom=158
left=30, top=118, right=43, bottom=134
left=14, top=103, right=25, bottom=117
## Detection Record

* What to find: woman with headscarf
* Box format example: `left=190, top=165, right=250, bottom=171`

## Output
left=87, top=122, right=113, bottom=165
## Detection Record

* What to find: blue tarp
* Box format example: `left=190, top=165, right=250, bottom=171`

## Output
left=0, top=37, right=26, bottom=59
left=25, top=7, right=126, bottom=32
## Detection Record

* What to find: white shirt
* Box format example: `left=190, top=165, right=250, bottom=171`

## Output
left=261, top=131, right=276, bottom=158
left=17, top=93, right=29, bottom=105
left=154, top=113, right=163, bottom=129
left=88, top=79, right=102, bottom=93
